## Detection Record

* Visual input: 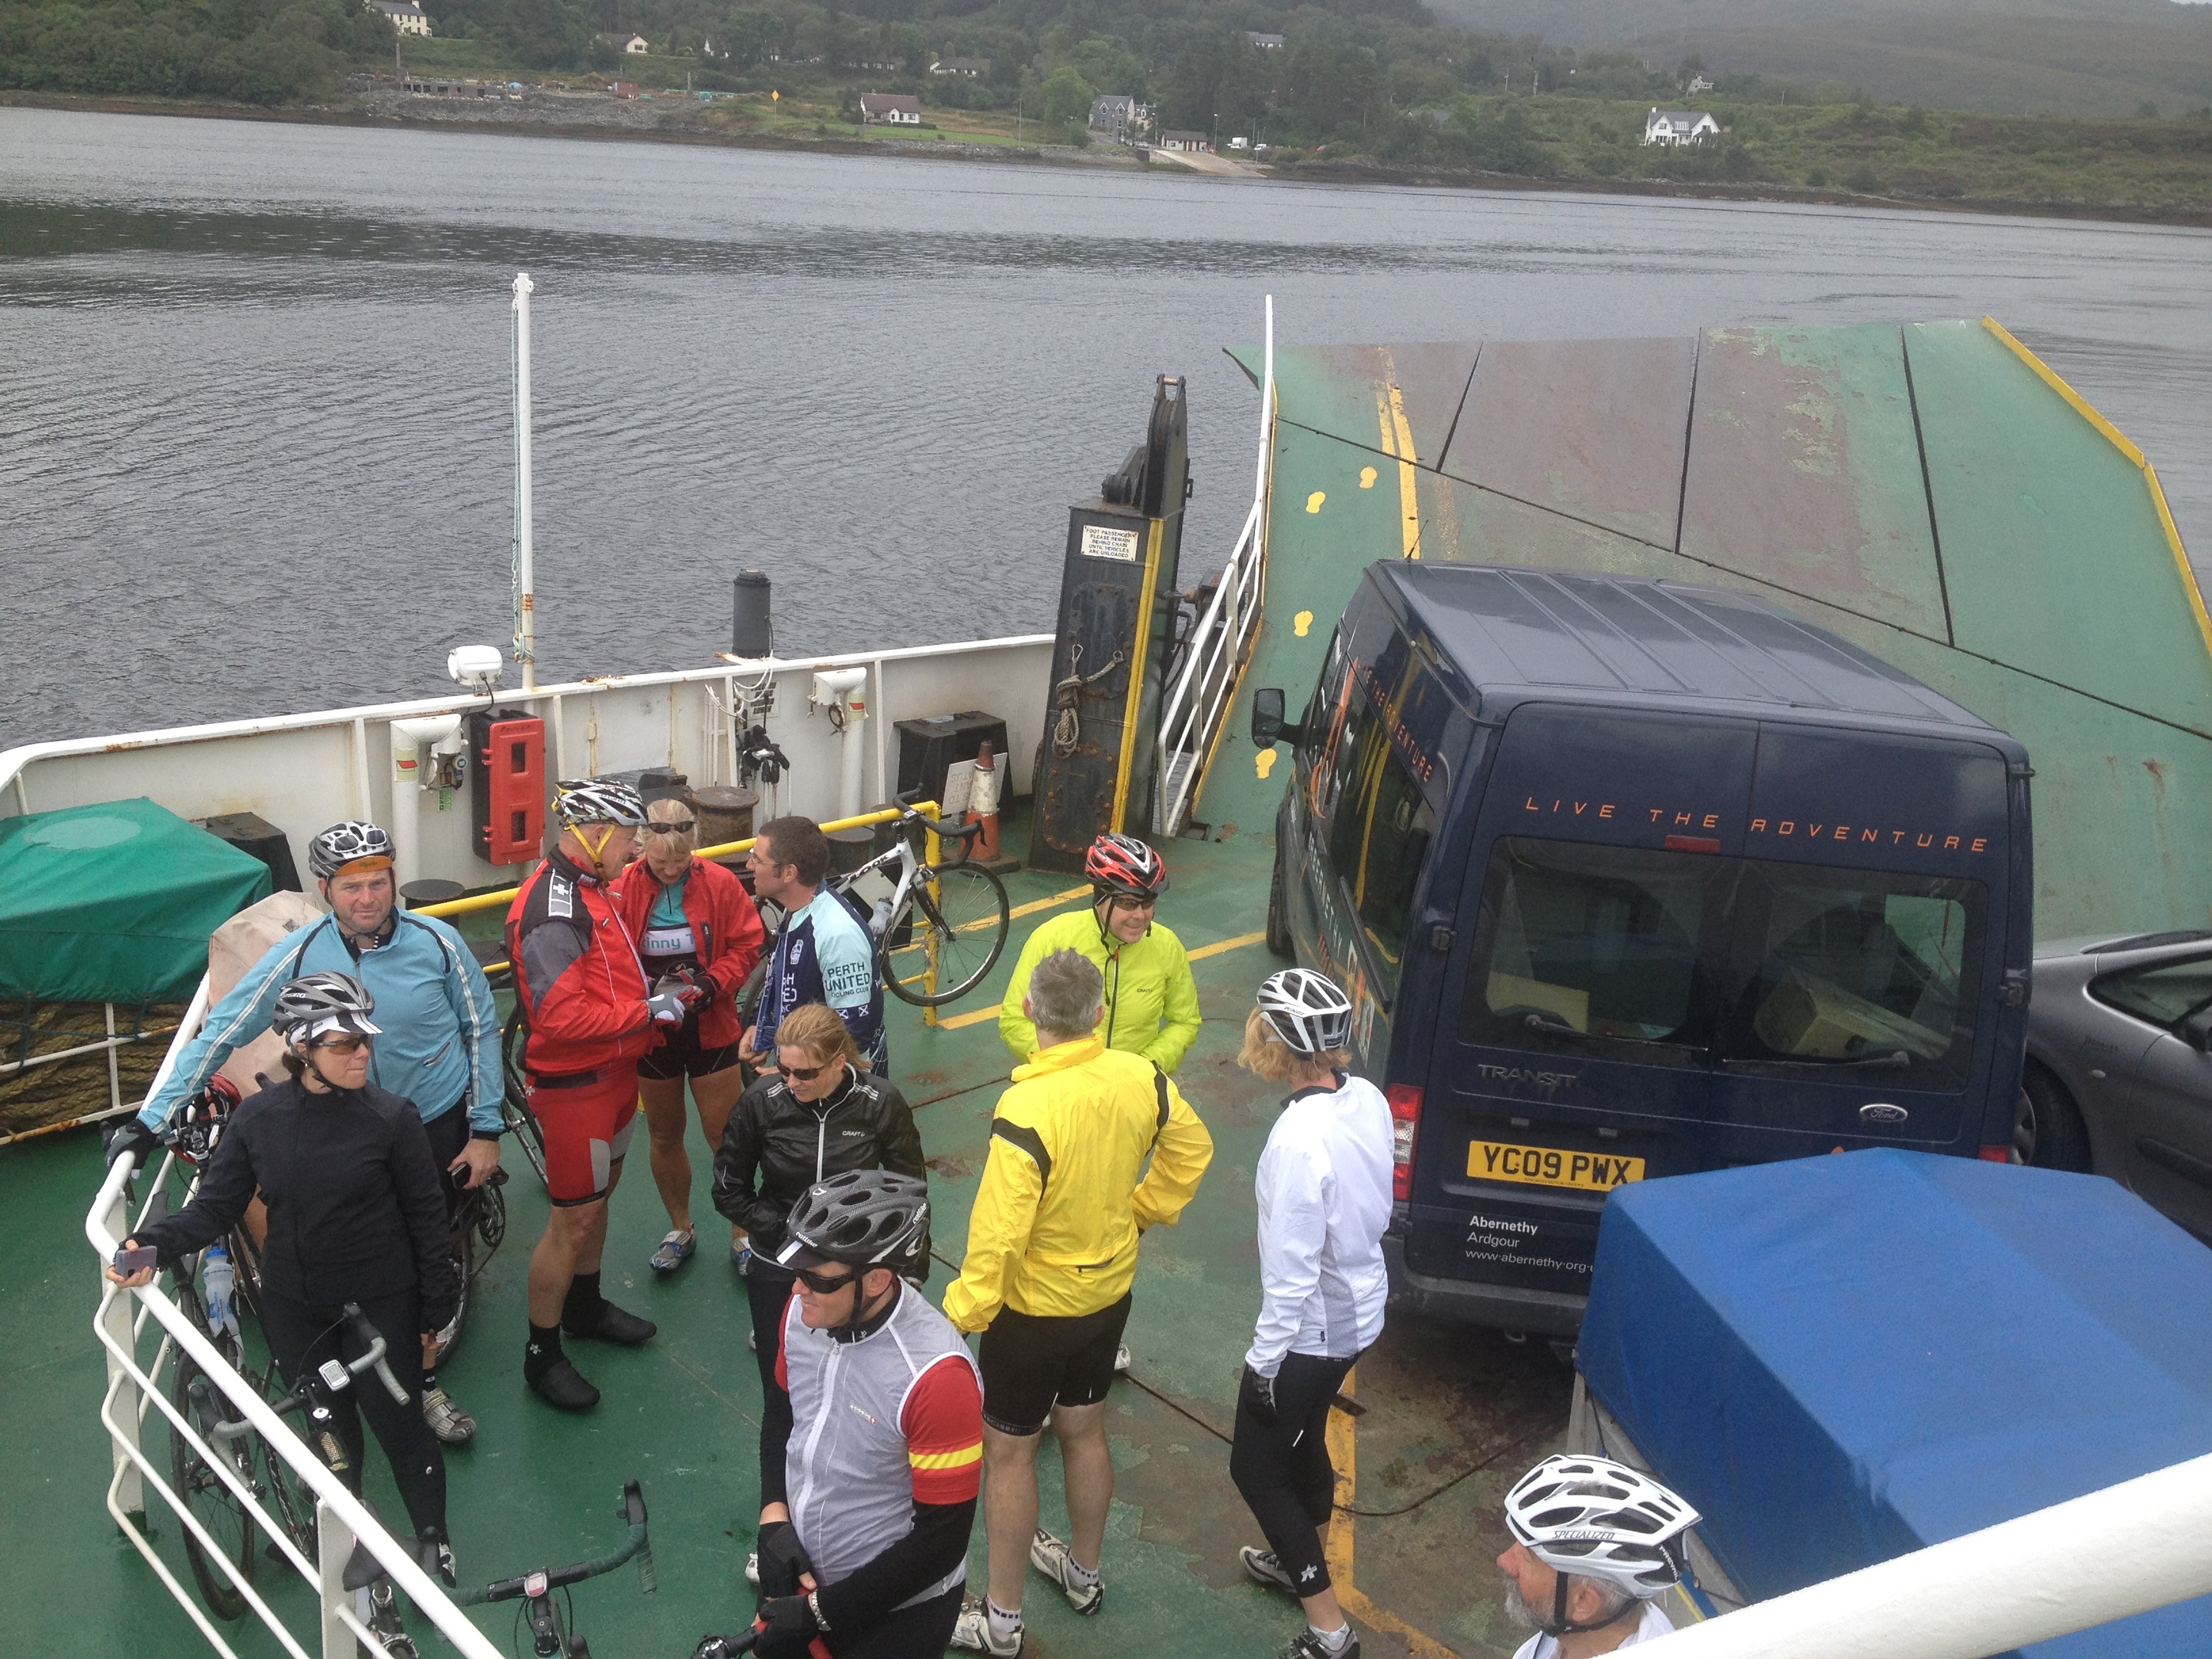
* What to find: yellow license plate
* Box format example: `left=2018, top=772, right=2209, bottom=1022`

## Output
left=1467, top=1139, right=1644, bottom=1192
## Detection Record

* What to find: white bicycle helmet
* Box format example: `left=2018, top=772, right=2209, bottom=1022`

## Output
left=270, top=971, right=382, bottom=1046
left=1256, top=969, right=1355, bottom=1055
left=552, top=778, right=647, bottom=829
left=308, top=820, right=394, bottom=882
left=1505, top=1455, right=1699, bottom=1614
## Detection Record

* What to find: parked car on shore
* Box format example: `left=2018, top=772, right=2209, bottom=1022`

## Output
left=2024, top=929, right=2212, bottom=1242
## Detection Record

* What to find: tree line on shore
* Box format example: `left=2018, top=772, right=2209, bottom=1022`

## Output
left=2, top=0, right=2207, bottom=209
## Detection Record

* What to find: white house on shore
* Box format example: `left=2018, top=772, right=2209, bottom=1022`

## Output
left=366, top=0, right=432, bottom=36
left=595, top=31, right=648, bottom=53
left=1157, top=129, right=1211, bottom=153
left=1644, top=108, right=1719, bottom=145
left=859, top=92, right=924, bottom=125
left=1088, top=93, right=1153, bottom=142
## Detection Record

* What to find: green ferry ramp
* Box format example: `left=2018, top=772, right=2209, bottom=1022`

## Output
left=1197, top=319, right=2212, bottom=942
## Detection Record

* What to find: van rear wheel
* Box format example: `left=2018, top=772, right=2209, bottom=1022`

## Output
left=1266, top=844, right=1293, bottom=958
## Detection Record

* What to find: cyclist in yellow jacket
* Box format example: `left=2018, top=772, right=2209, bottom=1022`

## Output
left=997, top=833, right=1200, bottom=1075
left=946, top=949, right=1214, bottom=1657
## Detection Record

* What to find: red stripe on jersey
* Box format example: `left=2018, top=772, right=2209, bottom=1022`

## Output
left=900, top=1354, right=984, bottom=1506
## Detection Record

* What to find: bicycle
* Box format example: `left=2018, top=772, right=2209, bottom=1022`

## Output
left=500, top=1003, right=551, bottom=1190
left=454, top=1477, right=656, bottom=1658
left=151, top=1081, right=275, bottom=1619
left=427, top=1161, right=508, bottom=1367
left=830, top=793, right=1010, bottom=1007
left=235, top=1303, right=425, bottom=1656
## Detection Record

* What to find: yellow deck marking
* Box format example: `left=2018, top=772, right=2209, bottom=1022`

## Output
left=1008, top=885, right=1092, bottom=922
left=1187, top=929, right=1267, bottom=962
left=1982, top=315, right=2212, bottom=665
left=1255, top=750, right=1277, bottom=779
left=1359, top=465, right=1378, bottom=488
left=1374, top=358, right=1422, bottom=561
left=1306, top=491, right=1326, bottom=513
left=1294, top=609, right=1314, bottom=637
left=1326, top=1369, right=1457, bottom=1659
left=938, top=1004, right=1002, bottom=1031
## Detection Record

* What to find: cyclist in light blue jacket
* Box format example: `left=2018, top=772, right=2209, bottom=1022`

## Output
left=126, top=821, right=502, bottom=1445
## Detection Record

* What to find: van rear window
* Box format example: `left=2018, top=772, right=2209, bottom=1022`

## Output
left=1722, top=863, right=1983, bottom=1086
left=1464, top=838, right=1724, bottom=1062
left=1325, top=702, right=1435, bottom=972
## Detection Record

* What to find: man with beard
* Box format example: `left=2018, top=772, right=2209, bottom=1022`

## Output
left=1495, top=1456, right=1701, bottom=1658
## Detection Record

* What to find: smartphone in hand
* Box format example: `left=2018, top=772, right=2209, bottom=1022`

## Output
left=113, top=1246, right=158, bottom=1273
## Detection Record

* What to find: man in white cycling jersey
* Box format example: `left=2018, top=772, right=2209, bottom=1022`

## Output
left=1497, top=1455, right=1701, bottom=1659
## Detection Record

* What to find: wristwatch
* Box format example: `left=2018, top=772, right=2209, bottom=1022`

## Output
left=806, top=1589, right=830, bottom=1631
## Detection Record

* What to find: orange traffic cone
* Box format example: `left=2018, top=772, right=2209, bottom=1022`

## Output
left=965, top=740, right=1004, bottom=863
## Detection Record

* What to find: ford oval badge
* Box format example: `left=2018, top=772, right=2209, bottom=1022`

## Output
left=1859, top=1102, right=1909, bottom=1127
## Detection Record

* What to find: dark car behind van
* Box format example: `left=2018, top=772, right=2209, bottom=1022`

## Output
left=1253, top=565, right=2034, bottom=1335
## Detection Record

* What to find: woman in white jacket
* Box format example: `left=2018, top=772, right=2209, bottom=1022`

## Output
left=1230, top=969, right=1396, bottom=1659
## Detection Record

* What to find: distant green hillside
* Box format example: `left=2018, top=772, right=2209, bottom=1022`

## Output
left=1426, top=0, right=2212, bottom=116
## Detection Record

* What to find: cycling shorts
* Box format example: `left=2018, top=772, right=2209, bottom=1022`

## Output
left=976, top=1291, right=1132, bottom=1435
left=527, top=1065, right=640, bottom=1206
left=637, top=1020, right=747, bottom=1082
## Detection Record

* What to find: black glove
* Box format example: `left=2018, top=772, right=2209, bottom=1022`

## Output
left=690, top=1637, right=753, bottom=1659
left=755, top=1519, right=813, bottom=1599
left=753, top=1594, right=819, bottom=1659
left=105, top=1116, right=161, bottom=1168
left=1239, top=1363, right=1278, bottom=1428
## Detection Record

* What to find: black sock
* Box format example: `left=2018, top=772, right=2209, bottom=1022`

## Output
left=564, top=1271, right=605, bottom=1327
left=422, top=1369, right=438, bottom=1391
left=525, top=1322, right=565, bottom=1382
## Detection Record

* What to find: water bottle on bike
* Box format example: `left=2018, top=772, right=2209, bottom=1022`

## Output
left=201, top=1241, right=239, bottom=1340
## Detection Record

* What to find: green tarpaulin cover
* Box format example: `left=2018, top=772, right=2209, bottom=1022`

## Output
left=0, top=799, right=270, bottom=1002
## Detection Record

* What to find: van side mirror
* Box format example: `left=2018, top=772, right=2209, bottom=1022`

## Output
left=2183, top=1006, right=2212, bottom=1055
left=1250, top=687, right=1303, bottom=749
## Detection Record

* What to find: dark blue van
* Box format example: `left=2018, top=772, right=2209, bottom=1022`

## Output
left=1250, top=565, right=2035, bottom=1336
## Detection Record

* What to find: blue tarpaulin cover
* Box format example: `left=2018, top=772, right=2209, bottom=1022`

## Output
left=1578, top=1149, right=2212, bottom=1657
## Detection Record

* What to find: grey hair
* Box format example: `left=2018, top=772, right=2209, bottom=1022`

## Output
left=1501, top=1573, right=1641, bottom=1634
left=1028, top=949, right=1104, bottom=1041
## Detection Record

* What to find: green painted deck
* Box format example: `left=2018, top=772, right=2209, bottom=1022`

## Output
left=1200, top=320, right=2212, bottom=941
left=5, top=806, right=1571, bottom=1659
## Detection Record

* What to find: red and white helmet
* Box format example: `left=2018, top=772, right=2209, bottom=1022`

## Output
left=1504, top=1455, right=1699, bottom=1599
left=1084, top=833, right=1167, bottom=899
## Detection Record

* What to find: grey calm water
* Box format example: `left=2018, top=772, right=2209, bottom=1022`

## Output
left=3, top=106, right=2208, bottom=750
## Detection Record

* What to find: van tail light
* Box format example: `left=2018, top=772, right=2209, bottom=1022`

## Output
left=1978, top=1144, right=2016, bottom=1164
left=1386, top=1084, right=1423, bottom=1200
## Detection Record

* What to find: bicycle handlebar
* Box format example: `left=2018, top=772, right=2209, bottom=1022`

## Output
left=891, top=788, right=981, bottom=843
left=455, top=1478, right=656, bottom=1607
left=243, top=1303, right=408, bottom=1435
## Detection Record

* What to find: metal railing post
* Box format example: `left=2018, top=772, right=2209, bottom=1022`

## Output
left=98, top=1171, right=144, bottom=1523
left=318, top=1500, right=356, bottom=1659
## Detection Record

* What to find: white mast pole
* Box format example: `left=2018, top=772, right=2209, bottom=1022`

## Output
left=512, top=272, right=537, bottom=694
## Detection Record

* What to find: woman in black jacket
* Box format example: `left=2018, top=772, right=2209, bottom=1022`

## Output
left=711, top=1002, right=927, bottom=1464
left=108, top=972, right=459, bottom=1581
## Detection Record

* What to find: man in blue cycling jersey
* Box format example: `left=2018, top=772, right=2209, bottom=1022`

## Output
left=119, top=820, right=502, bottom=1446
left=739, top=816, right=887, bottom=1075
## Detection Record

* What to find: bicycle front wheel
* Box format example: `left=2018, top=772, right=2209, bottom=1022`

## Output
left=170, top=1342, right=258, bottom=1619
left=884, top=864, right=1010, bottom=1006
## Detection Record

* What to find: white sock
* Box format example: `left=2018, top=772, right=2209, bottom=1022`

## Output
left=1310, top=1622, right=1353, bottom=1653
left=985, top=1597, right=1024, bottom=1643
left=1065, top=1556, right=1101, bottom=1589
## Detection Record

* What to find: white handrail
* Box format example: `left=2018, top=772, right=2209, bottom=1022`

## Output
left=1156, top=294, right=1275, bottom=836
left=1638, top=1449, right=2212, bottom=1657
left=87, top=1153, right=506, bottom=1659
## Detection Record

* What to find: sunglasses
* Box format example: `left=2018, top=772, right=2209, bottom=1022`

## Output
left=776, top=1061, right=826, bottom=1082
left=643, top=820, right=697, bottom=837
left=1110, top=896, right=1157, bottom=913
left=312, top=1035, right=369, bottom=1055
left=794, top=1265, right=859, bottom=1295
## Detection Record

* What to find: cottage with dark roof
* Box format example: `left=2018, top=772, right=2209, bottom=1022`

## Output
left=859, top=92, right=924, bottom=126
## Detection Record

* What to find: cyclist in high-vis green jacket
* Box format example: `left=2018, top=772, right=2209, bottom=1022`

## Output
left=998, top=834, right=1200, bottom=1075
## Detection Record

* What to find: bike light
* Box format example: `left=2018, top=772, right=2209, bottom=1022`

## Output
left=1386, top=1083, right=1422, bottom=1201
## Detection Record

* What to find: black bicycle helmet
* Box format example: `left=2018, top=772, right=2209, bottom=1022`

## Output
left=270, top=971, right=382, bottom=1046
left=308, top=820, right=394, bottom=882
left=776, top=1170, right=929, bottom=1274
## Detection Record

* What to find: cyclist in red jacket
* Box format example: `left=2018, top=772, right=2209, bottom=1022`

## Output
left=613, top=795, right=766, bottom=1274
left=508, top=780, right=689, bottom=1412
